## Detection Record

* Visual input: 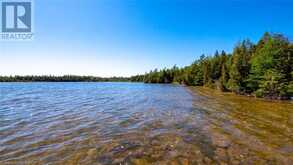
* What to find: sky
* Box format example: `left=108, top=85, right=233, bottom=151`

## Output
left=1, top=0, right=293, bottom=77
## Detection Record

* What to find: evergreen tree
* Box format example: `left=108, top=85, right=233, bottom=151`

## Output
left=128, top=32, right=292, bottom=99
left=250, top=33, right=292, bottom=98
left=228, top=39, right=254, bottom=93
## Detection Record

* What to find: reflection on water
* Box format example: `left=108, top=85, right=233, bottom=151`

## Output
left=0, top=83, right=292, bottom=164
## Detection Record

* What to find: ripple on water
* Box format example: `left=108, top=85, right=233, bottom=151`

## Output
left=0, top=83, right=292, bottom=164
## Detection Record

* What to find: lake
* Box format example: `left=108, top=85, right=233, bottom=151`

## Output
left=0, top=82, right=292, bottom=164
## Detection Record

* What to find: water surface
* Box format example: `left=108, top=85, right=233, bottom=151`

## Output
left=0, top=83, right=292, bottom=164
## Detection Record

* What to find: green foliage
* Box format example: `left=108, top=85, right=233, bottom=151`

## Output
left=131, top=32, right=292, bottom=99
left=3, top=33, right=291, bottom=99
left=219, top=51, right=229, bottom=90
left=287, top=81, right=293, bottom=97
left=228, top=40, right=254, bottom=93
left=0, top=75, right=130, bottom=82
left=249, top=33, right=292, bottom=98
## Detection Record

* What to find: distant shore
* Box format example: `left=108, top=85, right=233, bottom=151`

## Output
left=0, top=75, right=131, bottom=82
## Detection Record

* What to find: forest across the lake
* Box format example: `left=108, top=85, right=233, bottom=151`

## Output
left=0, top=75, right=130, bottom=82
left=1, top=33, right=292, bottom=100
left=131, top=33, right=293, bottom=100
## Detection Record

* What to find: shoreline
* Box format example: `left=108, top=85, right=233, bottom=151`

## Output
left=187, top=85, right=293, bottom=103
left=1, top=81, right=292, bottom=101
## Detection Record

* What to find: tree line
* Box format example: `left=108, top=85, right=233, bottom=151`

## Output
left=131, top=33, right=293, bottom=99
left=0, top=75, right=130, bottom=82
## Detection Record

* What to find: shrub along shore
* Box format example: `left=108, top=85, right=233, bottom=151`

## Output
left=130, top=33, right=293, bottom=100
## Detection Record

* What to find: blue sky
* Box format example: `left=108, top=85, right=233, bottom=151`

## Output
left=1, top=0, right=293, bottom=77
